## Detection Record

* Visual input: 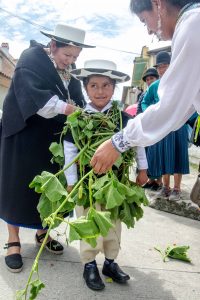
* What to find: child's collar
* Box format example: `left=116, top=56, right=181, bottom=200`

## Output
left=85, top=101, right=112, bottom=113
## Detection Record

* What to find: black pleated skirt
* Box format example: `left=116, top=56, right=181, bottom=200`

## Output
left=0, top=115, right=63, bottom=229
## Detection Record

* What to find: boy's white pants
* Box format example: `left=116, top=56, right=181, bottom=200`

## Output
left=76, top=203, right=121, bottom=264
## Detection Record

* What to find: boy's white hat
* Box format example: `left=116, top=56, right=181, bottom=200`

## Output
left=71, top=59, right=130, bottom=83
left=40, top=23, right=95, bottom=48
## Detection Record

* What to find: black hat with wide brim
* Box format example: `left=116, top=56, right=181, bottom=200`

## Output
left=153, top=51, right=171, bottom=67
left=40, top=23, right=95, bottom=48
left=142, top=67, right=159, bottom=82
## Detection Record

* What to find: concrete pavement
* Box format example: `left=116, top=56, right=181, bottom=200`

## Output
left=0, top=202, right=199, bottom=299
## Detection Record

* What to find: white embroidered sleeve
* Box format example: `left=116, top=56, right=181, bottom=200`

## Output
left=37, top=95, right=67, bottom=118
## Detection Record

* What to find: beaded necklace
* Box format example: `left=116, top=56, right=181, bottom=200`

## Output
left=176, top=2, right=200, bottom=25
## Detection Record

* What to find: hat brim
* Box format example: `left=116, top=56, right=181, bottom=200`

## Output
left=153, top=62, right=170, bottom=68
left=70, top=68, right=130, bottom=83
left=40, top=30, right=95, bottom=48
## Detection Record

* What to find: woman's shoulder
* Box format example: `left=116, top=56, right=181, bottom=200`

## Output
left=16, top=41, right=48, bottom=70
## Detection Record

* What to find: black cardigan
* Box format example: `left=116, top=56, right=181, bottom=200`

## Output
left=2, top=42, right=85, bottom=137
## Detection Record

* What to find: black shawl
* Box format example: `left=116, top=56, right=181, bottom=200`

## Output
left=2, top=42, right=85, bottom=137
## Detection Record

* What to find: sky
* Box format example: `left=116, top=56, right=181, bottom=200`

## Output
left=0, top=0, right=170, bottom=99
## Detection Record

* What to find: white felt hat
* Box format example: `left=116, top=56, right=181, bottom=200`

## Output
left=71, top=59, right=130, bottom=83
left=41, top=23, right=95, bottom=48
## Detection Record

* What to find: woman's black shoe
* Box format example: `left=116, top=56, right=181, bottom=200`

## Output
left=83, top=265, right=105, bottom=291
left=4, top=242, right=23, bottom=273
left=150, top=182, right=163, bottom=191
left=35, top=233, right=64, bottom=254
left=102, top=262, right=130, bottom=283
left=142, top=181, right=156, bottom=189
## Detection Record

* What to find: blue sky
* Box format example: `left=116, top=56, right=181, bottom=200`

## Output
left=0, top=0, right=170, bottom=98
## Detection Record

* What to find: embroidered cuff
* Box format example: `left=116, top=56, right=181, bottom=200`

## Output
left=111, top=131, right=131, bottom=153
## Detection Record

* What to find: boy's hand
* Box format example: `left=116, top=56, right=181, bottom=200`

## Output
left=67, top=185, right=74, bottom=193
left=136, top=170, right=148, bottom=186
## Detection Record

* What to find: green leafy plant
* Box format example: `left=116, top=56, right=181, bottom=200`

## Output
left=17, top=102, right=148, bottom=299
left=154, top=244, right=191, bottom=262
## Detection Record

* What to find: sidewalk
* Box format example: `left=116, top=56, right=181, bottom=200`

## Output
left=146, top=166, right=200, bottom=221
left=130, top=159, right=200, bottom=221
left=0, top=159, right=199, bottom=299
left=0, top=204, right=200, bottom=299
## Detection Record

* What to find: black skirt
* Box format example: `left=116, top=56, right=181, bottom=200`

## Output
left=0, top=115, right=63, bottom=229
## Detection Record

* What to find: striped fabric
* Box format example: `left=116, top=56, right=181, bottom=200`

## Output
left=146, top=124, right=189, bottom=178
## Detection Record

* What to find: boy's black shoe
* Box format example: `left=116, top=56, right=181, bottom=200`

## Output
left=102, top=261, right=130, bottom=283
left=83, top=264, right=105, bottom=291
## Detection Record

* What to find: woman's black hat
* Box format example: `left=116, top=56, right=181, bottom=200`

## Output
left=142, top=67, right=159, bottom=82
left=154, top=51, right=171, bottom=67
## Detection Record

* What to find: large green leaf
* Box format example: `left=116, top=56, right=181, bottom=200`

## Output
left=119, top=201, right=135, bottom=228
left=69, top=225, right=81, bottom=242
left=29, top=174, right=43, bottom=193
left=117, top=181, right=137, bottom=197
left=92, top=174, right=110, bottom=190
left=110, top=206, right=120, bottom=221
left=49, top=142, right=64, bottom=159
left=69, top=217, right=100, bottom=239
left=126, top=184, right=149, bottom=205
left=105, top=181, right=125, bottom=209
left=30, top=171, right=68, bottom=203
left=88, top=208, right=113, bottom=237
left=16, top=289, right=26, bottom=300
left=93, top=181, right=112, bottom=201
left=155, top=245, right=191, bottom=262
left=67, top=110, right=81, bottom=127
left=84, top=238, right=97, bottom=248
left=166, top=245, right=191, bottom=262
left=29, top=279, right=45, bottom=300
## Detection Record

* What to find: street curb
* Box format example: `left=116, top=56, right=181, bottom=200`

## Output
left=147, top=197, right=200, bottom=221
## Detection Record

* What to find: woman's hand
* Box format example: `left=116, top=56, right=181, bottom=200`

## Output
left=136, top=170, right=148, bottom=186
left=64, top=104, right=77, bottom=116
left=90, top=139, right=120, bottom=174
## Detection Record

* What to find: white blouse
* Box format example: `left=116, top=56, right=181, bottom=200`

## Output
left=112, top=7, right=200, bottom=152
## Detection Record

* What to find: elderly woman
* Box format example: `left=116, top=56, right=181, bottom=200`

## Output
left=0, top=23, right=94, bottom=272
left=91, top=0, right=200, bottom=174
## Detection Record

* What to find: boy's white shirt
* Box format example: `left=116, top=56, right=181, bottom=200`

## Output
left=64, top=102, right=148, bottom=185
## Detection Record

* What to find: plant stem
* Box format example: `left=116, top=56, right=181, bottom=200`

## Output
left=24, top=225, right=52, bottom=299
left=119, top=109, right=123, bottom=130
left=49, top=169, right=93, bottom=217
left=91, top=136, right=111, bottom=149
left=89, top=172, right=94, bottom=207
left=23, top=169, right=93, bottom=299
left=55, top=144, right=87, bottom=177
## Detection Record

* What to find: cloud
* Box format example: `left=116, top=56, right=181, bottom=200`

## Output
left=0, top=0, right=170, bottom=98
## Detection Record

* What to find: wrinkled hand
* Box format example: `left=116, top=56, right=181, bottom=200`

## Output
left=136, top=170, right=148, bottom=186
left=90, top=139, right=120, bottom=174
left=64, top=104, right=77, bottom=116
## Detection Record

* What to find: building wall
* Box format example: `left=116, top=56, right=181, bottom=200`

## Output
left=0, top=44, right=16, bottom=110
left=0, top=84, right=7, bottom=109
